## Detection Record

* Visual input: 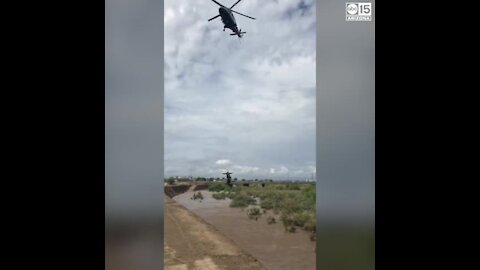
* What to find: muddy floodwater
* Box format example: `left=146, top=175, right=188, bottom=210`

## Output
left=174, top=190, right=316, bottom=270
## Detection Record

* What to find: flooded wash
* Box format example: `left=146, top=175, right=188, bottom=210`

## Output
left=174, top=190, right=316, bottom=270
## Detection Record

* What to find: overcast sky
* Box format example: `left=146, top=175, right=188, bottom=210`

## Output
left=164, top=0, right=316, bottom=180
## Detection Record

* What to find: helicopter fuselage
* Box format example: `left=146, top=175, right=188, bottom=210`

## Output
left=207, top=0, right=254, bottom=38
left=219, top=7, right=240, bottom=35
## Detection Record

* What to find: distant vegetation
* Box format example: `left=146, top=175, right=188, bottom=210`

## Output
left=208, top=182, right=229, bottom=192
left=165, top=176, right=277, bottom=183
left=209, top=182, right=316, bottom=236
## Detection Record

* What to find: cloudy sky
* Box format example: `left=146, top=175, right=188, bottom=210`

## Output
left=164, top=0, right=316, bottom=180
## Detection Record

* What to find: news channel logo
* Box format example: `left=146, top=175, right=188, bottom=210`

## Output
left=346, top=2, right=372, bottom=21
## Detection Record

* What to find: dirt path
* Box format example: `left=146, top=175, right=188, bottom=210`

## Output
left=164, top=197, right=264, bottom=270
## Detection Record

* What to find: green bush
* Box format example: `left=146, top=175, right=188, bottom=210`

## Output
left=260, top=198, right=274, bottom=209
left=247, top=207, right=262, bottom=220
left=267, top=216, right=276, bottom=224
left=286, top=183, right=301, bottom=190
left=291, top=211, right=314, bottom=227
left=280, top=208, right=315, bottom=232
left=224, top=182, right=316, bottom=232
left=230, top=192, right=255, bottom=208
left=212, top=192, right=227, bottom=200
left=281, top=213, right=295, bottom=227
left=286, top=225, right=296, bottom=233
left=208, top=182, right=227, bottom=192
left=303, top=219, right=316, bottom=232
left=191, top=191, right=204, bottom=200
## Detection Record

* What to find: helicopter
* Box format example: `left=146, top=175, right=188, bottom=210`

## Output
left=207, top=0, right=256, bottom=38
left=222, top=171, right=234, bottom=186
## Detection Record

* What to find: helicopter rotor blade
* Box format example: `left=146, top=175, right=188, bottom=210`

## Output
left=230, top=0, right=243, bottom=9
left=231, top=10, right=255, bottom=20
left=208, top=14, right=220, bottom=21
left=210, top=0, right=225, bottom=7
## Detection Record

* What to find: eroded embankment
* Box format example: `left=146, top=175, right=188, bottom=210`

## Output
left=164, top=184, right=191, bottom=198
left=193, top=183, right=209, bottom=191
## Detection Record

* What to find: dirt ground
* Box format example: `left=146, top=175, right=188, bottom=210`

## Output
left=164, top=196, right=264, bottom=270
left=173, top=190, right=316, bottom=270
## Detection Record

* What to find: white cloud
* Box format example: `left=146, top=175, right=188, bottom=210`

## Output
left=215, top=159, right=232, bottom=166
left=278, top=166, right=289, bottom=174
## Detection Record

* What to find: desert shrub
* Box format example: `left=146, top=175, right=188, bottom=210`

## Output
left=280, top=213, right=295, bottom=227
left=291, top=211, right=314, bottom=227
left=226, top=182, right=316, bottom=232
left=247, top=207, right=262, bottom=220
left=286, top=225, right=296, bottom=233
left=230, top=192, right=255, bottom=208
left=258, top=191, right=284, bottom=210
left=279, top=191, right=315, bottom=214
left=303, top=219, right=316, bottom=232
left=208, top=182, right=227, bottom=192
left=226, top=191, right=235, bottom=199
left=245, top=189, right=256, bottom=197
left=276, top=195, right=302, bottom=214
left=280, top=209, right=316, bottom=232
left=260, top=198, right=274, bottom=209
left=267, top=216, right=276, bottom=224
left=301, top=185, right=316, bottom=205
left=286, top=183, right=301, bottom=190
left=212, top=192, right=227, bottom=200
left=192, top=191, right=204, bottom=200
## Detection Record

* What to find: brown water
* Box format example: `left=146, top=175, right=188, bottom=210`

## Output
left=174, top=191, right=316, bottom=270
